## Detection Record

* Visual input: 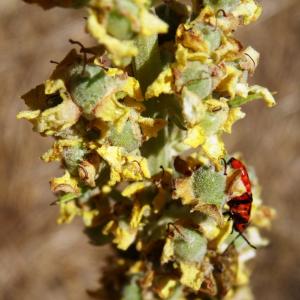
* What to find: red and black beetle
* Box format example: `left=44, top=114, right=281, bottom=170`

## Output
left=223, top=157, right=256, bottom=249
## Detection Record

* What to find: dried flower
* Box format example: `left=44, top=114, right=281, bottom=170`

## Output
left=20, top=0, right=276, bottom=299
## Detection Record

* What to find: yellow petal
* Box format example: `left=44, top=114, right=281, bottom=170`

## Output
left=17, top=110, right=40, bottom=120
left=222, top=107, right=246, bottom=133
left=130, top=201, right=150, bottom=229
left=41, top=139, right=81, bottom=162
left=154, top=277, right=177, bottom=299
left=210, top=221, right=233, bottom=253
left=121, top=182, right=149, bottom=197
left=128, top=261, right=144, bottom=274
left=202, top=135, right=226, bottom=163
left=184, top=125, right=206, bottom=148
left=56, top=198, right=99, bottom=225
left=173, top=178, right=195, bottom=205
left=233, top=0, right=262, bottom=25
left=161, top=237, right=174, bottom=264
left=216, top=65, right=242, bottom=99
left=97, top=145, right=150, bottom=186
left=200, top=217, right=221, bottom=240
left=57, top=202, right=80, bottom=224
left=249, top=85, right=276, bottom=107
left=82, top=209, right=99, bottom=227
left=182, top=89, right=206, bottom=126
left=50, top=171, right=80, bottom=195
left=122, top=77, right=143, bottom=101
left=113, top=221, right=137, bottom=250
left=145, top=68, right=173, bottom=99
left=103, top=219, right=137, bottom=250
left=94, top=95, right=131, bottom=127
left=179, top=261, right=204, bottom=291
left=87, top=12, right=138, bottom=66
left=19, top=79, right=80, bottom=135
left=138, top=117, right=166, bottom=139
left=140, top=9, right=168, bottom=36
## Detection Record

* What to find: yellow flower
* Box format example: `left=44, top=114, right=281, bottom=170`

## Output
left=179, top=261, right=204, bottom=291
left=41, top=139, right=82, bottom=162
left=57, top=201, right=99, bottom=226
left=18, top=81, right=80, bottom=136
left=97, top=145, right=150, bottom=186
left=145, top=68, right=173, bottom=99
left=103, top=220, right=137, bottom=250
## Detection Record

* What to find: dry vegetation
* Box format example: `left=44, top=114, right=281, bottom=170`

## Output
left=0, top=0, right=299, bottom=299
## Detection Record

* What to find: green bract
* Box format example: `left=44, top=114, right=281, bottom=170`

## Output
left=192, top=167, right=226, bottom=207
left=69, top=65, right=109, bottom=115
left=173, top=227, right=207, bottom=263
left=63, top=146, right=86, bottom=174
left=108, top=120, right=142, bottom=152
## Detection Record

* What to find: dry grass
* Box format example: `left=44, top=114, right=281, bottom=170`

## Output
left=0, top=1, right=299, bottom=299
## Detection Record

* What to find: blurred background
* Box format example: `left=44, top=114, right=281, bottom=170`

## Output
left=0, top=0, right=299, bottom=299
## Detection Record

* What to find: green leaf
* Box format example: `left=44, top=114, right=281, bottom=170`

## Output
left=178, top=61, right=213, bottom=100
left=228, top=93, right=263, bottom=108
left=133, top=35, right=162, bottom=94
left=194, top=23, right=222, bottom=51
left=69, top=65, right=110, bottom=115
left=108, top=120, right=142, bottom=152
left=107, top=10, right=134, bottom=40
left=57, top=193, right=78, bottom=204
left=63, top=146, right=86, bottom=174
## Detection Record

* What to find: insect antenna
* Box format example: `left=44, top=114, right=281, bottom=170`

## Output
left=220, top=158, right=228, bottom=175
left=69, top=39, right=88, bottom=76
left=244, top=53, right=256, bottom=69
left=160, top=165, right=165, bottom=177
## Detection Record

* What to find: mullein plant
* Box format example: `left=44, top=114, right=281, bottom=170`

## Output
left=19, top=0, right=276, bottom=299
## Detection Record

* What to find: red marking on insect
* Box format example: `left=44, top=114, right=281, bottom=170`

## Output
left=227, top=157, right=251, bottom=193
left=222, top=157, right=256, bottom=249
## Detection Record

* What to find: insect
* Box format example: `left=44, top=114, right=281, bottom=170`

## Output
left=222, top=157, right=256, bottom=249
